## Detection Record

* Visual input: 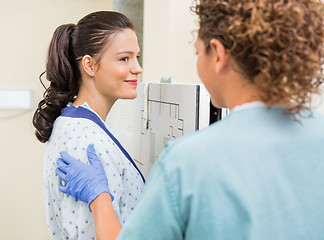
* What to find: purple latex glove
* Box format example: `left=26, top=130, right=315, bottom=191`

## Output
left=56, top=144, right=113, bottom=210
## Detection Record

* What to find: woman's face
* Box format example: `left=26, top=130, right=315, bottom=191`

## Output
left=93, top=28, right=142, bottom=102
left=195, top=37, right=221, bottom=107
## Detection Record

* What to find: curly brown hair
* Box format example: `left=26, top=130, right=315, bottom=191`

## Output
left=192, top=0, right=324, bottom=117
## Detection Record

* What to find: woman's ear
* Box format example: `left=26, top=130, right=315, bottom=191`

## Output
left=209, top=39, right=228, bottom=73
left=82, top=55, right=95, bottom=77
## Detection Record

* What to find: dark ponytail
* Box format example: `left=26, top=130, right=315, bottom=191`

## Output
left=33, top=24, right=79, bottom=143
left=33, top=11, right=134, bottom=143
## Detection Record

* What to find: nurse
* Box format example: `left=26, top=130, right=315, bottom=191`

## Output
left=56, top=0, right=324, bottom=239
left=33, top=11, right=145, bottom=240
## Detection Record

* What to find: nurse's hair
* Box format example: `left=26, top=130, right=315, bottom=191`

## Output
left=33, top=11, right=134, bottom=143
left=192, top=0, right=324, bottom=118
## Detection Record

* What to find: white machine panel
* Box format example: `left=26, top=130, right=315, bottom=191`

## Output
left=106, top=82, right=227, bottom=178
left=137, top=83, right=210, bottom=177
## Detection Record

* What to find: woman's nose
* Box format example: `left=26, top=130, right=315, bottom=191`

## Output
left=131, top=59, right=143, bottom=75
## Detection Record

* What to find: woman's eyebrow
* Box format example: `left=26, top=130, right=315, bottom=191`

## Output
left=116, top=50, right=141, bottom=55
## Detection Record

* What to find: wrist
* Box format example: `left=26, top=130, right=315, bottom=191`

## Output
left=91, top=193, right=122, bottom=240
left=89, top=192, right=113, bottom=212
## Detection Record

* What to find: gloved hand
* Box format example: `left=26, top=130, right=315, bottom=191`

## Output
left=56, top=144, right=113, bottom=210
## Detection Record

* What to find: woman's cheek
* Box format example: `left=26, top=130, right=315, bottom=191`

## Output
left=112, top=64, right=131, bottom=79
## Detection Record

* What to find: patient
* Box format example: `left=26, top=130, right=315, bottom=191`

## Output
left=32, top=11, right=145, bottom=239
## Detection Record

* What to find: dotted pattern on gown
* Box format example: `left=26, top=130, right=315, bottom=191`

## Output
left=43, top=116, right=144, bottom=240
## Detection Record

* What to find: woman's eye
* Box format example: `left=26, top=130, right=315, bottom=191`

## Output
left=136, top=55, right=141, bottom=59
left=121, top=57, right=129, bottom=62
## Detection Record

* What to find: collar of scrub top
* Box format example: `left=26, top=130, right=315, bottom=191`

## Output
left=231, top=101, right=267, bottom=112
left=61, top=105, right=146, bottom=183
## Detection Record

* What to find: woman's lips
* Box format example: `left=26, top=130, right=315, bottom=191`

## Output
left=125, top=80, right=137, bottom=85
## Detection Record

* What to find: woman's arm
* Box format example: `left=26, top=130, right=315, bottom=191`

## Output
left=90, top=193, right=121, bottom=240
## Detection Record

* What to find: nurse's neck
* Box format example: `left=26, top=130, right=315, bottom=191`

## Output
left=219, top=71, right=263, bottom=110
left=227, top=84, right=263, bottom=110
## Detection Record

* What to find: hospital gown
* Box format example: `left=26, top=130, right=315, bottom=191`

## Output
left=117, top=104, right=324, bottom=240
left=43, top=104, right=145, bottom=240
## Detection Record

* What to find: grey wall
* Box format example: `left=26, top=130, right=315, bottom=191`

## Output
left=114, top=0, right=144, bottom=67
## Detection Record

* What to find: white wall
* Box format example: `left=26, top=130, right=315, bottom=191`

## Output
left=142, top=0, right=200, bottom=84
left=0, top=1, right=113, bottom=239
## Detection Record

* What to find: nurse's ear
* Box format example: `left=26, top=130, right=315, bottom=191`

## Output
left=209, top=39, right=229, bottom=73
left=82, top=55, right=96, bottom=77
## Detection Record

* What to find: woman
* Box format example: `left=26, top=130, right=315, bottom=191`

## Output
left=57, top=0, right=324, bottom=239
left=33, top=11, right=145, bottom=240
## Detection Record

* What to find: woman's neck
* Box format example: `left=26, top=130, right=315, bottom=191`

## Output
left=73, top=86, right=115, bottom=122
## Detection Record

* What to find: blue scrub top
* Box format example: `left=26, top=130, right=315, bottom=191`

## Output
left=118, top=105, right=324, bottom=240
